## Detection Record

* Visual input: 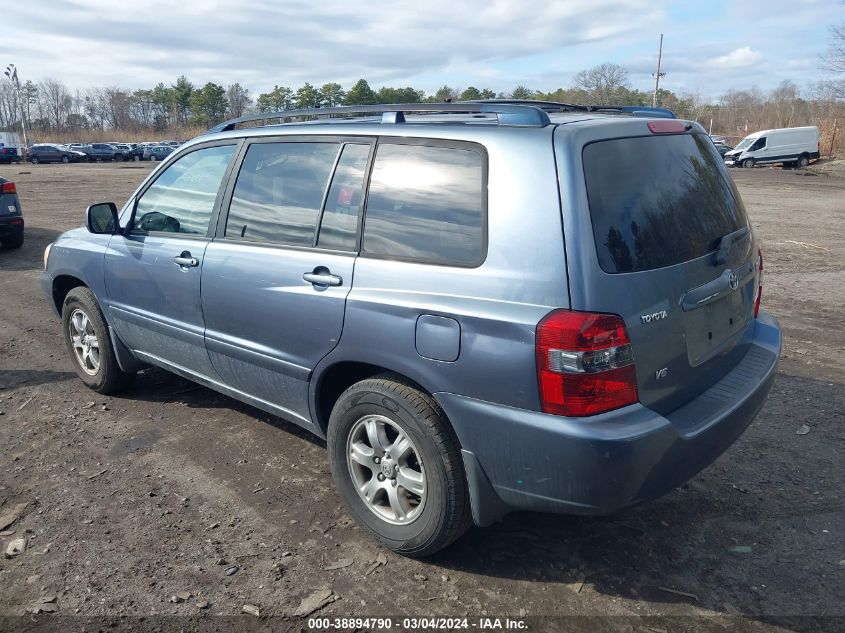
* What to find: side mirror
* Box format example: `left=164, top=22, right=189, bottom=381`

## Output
left=86, top=202, right=120, bottom=234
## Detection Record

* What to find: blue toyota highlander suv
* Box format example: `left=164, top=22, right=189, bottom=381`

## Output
left=42, top=102, right=781, bottom=556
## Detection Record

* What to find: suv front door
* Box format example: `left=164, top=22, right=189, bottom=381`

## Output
left=103, top=142, right=238, bottom=379
left=200, top=138, right=372, bottom=425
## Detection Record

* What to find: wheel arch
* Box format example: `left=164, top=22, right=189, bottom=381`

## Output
left=51, top=274, right=88, bottom=314
left=311, top=360, right=437, bottom=439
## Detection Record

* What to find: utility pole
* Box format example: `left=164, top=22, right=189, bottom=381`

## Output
left=4, top=64, right=29, bottom=150
left=652, top=34, right=665, bottom=108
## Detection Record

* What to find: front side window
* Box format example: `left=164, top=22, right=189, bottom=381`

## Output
left=362, top=143, right=485, bottom=266
left=750, top=137, right=766, bottom=151
left=226, top=142, right=339, bottom=246
left=132, top=144, right=234, bottom=235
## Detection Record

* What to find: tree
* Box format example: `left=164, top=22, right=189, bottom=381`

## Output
left=172, top=75, right=194, bottom=125
left=345, top=79, right=377, bottom=105
left=320, top=82, right=345, bottom=107
left=510, top=85, right=533, bottom=99
left=226, top=83, right=251, bottom=117
left=189, top=82, right=227, bottom=126
left=459, top=86, right=482, bottom=101
left=294, top=82, right=321, bottom=109
left=821, top=23, right=845, bottom=98
left=429, top=85, right=457, bottom=102
left=573, top=63, right=629, bottom=104
left=376, top=86, right=424, bottom=103
left=256, top=85, right=293, bottom=112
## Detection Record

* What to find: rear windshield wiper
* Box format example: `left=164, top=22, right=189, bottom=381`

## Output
left=713, top=227, right=750, bottom=265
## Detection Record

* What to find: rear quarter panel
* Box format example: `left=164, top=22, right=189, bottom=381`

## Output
left=315, top=126, right=570, bottom=411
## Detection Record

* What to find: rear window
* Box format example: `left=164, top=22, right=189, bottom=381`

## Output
left=583, top=133, right=749, bottom=274
left=362, top=143, right=485, bottom=267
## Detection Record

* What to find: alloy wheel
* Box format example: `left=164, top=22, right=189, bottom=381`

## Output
left=69, top=308, right=100, bottom=376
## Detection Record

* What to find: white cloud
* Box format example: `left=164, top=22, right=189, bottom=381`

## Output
left=709, top=46, right=763, bottom=69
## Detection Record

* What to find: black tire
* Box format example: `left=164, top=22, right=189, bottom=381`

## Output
left=327, top=374, right=472, bottom=557
left=30, top=156, right=39, bottom=164
left=61, top=155, right=70, bottom=164
left=133, top=154, right=140, bottom=161
left=742, top=158, right=755, bottom=169
left=61, top=287, right=135, bottom=394
left=1, top=233, right=23, bottom=249
left=797, top=154, right=810, bottom=168
left=148, top=155, right=157, bottom=161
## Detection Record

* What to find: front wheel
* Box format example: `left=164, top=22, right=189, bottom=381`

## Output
left=742, top=158, right=755, bottom=169
left=797, top=155, right=810, bottom=168
left=148, top=155, right=156, bottom=161
left=133, top=154, right=140, bottom=161
left=61, top=155, right=70, bottom=164
left=327, top=375, right=471, bottom=557
left=62, top=287, right=135, bottom=393
left=30, top=156, right=39, bottom=164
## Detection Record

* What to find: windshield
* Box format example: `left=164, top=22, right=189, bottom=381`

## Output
left=583, top=132, right=749, bottom=274
left=733, top=137, right=755, bottom=151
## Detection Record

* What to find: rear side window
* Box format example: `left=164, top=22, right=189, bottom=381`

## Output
left=226, top=142, right=338, bottom=246
left=583, top=133, right=749, bottom=274
left=317, top=143, right=369, bottom=251
left=362, top=143, right=484, bottom=267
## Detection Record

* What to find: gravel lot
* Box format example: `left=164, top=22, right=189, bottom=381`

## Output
left=0, top=162, right=843, bottom=632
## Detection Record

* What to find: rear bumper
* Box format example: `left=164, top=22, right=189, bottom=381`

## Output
left=436, top=311, right=781, bottom=526
left=0, top=216, right=24, bottom=238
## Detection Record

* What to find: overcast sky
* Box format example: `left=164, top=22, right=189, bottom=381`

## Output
left=1, top=0, right=842, bottom=99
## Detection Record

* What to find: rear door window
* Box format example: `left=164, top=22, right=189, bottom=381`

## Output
left=583, top=133, right=749, bottom=274
left=225, top=142, right=339, bottom=246
left=362, top=142, right=485, bottom=267
left=317, top=143, right=370, bottom=251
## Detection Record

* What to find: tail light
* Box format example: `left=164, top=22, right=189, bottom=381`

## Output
left=754, top=248, right=763, bottom=318
left=0, top=181, right=16, bottom=194
left=536, top=310, right=639, bottom=417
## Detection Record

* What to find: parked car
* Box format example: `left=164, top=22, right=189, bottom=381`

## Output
left=42, top=102, right=781, bottom=556
left=0, top=176, right=23, bottom=249
left=142, top=144, right=174, bottom=161
left=724, top=126, right=820, bottom=168
left=28, top=144, right=87, bottom=164
left=111, top=144, right=137, bottom=161
left=87, top=143, right=123, bottom=162
left=713, top=141, right=733, bottom=158
left=124, top=143, right=144, bottom=161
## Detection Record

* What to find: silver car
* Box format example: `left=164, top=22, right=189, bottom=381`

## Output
left=41, top=102, right=781, bottom=556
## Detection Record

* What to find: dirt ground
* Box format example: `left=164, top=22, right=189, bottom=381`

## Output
left=0, top=162, right=843, bottom=632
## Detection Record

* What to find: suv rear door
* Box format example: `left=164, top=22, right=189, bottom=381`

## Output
left=200, top=137, right=372, bottom=425
left=557, top=122, right=760, bottom=415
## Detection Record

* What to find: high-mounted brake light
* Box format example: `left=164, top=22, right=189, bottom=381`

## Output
left=536, top=310, right=639, bottom=417
left=647, top=120, right=689, bottom=134
left=754, top=248, right=763, bottom=318
left=0, top=181, right=16, bottom=194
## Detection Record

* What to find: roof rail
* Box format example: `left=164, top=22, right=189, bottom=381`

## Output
left=206, top=102, right=551, bottom=134
left=472, top=99, right=677, bottom=119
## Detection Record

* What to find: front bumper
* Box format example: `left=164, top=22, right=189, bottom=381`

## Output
left=436, top=311, right=781, bottom=525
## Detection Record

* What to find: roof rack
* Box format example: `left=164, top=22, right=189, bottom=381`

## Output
left=472, top=99, right=677, bottom=119
left=206, top=102, right=551, bottom=134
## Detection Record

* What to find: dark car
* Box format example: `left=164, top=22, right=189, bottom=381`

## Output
left=713, top=141, right=734, bottom=157
left=124, top=143, right=144, bottom=161
left=28, top=144, right=87, bottom=164
left=88, top=143, right=124, bottom=162
left=0, top=177, right=23, bottom=249
left=41, top=101, right=780, bottom=556
left=143, top=144, right=174, bottom=161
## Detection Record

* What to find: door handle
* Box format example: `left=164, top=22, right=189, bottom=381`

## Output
left=303, top=268, right=342, bottom=287
left=174, top=251, right=199, bottom=268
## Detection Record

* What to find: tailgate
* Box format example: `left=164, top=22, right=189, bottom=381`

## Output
left=558, top=124, right=760, bottom=415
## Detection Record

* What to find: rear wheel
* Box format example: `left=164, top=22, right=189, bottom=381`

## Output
left=742, top=158, right=755, bottom=169
left=796, top=154, right=810, bottom=168
left=30, top=156, right=39, bottom=164
left=148, top=155, right=157, bottom=161
left=133, top=154, right=140, bottom=161
left=1, top=233, right=23, bottom=249
left=61, top=155, right=70, bottom=164
left=61, top=287, right=135, bottom=393
left=327, top=375, right=471, bottom=557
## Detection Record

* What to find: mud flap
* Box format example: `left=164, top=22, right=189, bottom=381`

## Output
left=461, top=449, right=511, bottom=527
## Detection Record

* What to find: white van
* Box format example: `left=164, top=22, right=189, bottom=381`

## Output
left=724, top=126, right=819, bottom=168
left=0, top=132, right=23, bottom=164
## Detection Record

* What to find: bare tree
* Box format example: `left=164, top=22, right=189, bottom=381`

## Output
left=573, top=63, right=629, bottom=104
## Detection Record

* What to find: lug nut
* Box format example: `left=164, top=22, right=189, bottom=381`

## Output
left=391, top=478, right=397, bottom=487
left=377, top=473, right=385, bottom=481
left=373, top=457, right=381, bottom=464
